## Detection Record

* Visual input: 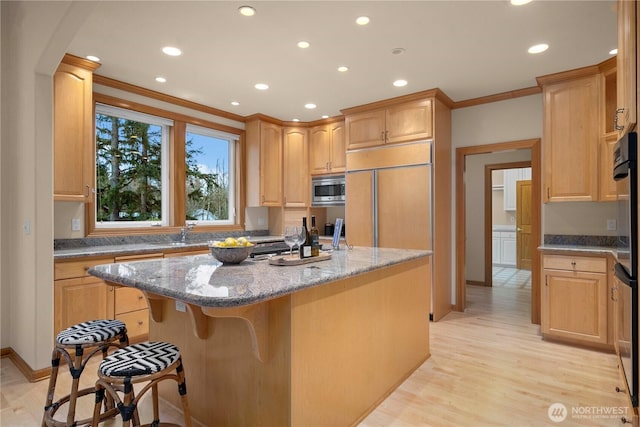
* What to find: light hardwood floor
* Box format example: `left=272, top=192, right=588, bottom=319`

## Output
left=0, top=284, right=630, bottom=426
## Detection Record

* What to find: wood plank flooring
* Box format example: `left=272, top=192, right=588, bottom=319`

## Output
left=0, top=284, right=630, bottom=426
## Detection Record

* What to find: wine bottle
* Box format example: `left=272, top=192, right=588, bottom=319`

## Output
left=299, top=217, right=311, bottom=258
left=310, top=215, right=320, bottom=257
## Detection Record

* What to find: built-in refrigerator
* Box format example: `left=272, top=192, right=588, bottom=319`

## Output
left=345, top=141, right=432, bottom=252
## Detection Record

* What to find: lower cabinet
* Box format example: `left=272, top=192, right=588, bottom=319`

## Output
left=541, top=254, right=610, bottom=347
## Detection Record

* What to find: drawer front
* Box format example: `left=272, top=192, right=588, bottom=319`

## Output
left=115, top=287, right=148, bottom=314
left=55, top=257, right=114, bottom=280
left=543, top=255, right=607, bottom=273
left=116, top=309, right=149, bottom=341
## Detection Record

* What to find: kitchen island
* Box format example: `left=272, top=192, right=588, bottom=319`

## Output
left=89, top=246, right=432, bottom=427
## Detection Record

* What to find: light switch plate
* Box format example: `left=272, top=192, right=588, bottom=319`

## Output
left=71, top=218, right=81, bottom=231
left=607, top=219, right=617, bottom=231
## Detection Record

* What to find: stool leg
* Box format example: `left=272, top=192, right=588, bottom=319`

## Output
left=41, top=347, right=61, bottom=427
left=151, top=383, right=160, bottom=426
left=176, top=358, right=193, bottom=427
left=65, top=345, right=86, bottom=426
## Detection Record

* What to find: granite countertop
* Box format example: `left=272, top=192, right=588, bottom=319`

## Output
left=54, top=235, right=285, bottom=260
left=538, top=244, right=617, bottom=257
left=88, top=247, right=432, bottom=308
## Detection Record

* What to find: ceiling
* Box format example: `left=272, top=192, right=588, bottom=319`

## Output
left=67, top=1, right=618, bottom=123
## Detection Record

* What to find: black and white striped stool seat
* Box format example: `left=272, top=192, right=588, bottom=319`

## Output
left=99, top=342, right=180, bottom=377
left=56, top=319, right=127, bottom=346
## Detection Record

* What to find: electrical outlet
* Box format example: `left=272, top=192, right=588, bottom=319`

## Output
left=71, top=218, right=81, bottom=231
left=23, top=219, right=31, bottom=235
left=175, top=300, right=187, bottom=312
left=607, top=219, right=617, bottom=231
left=258, top=218, right=266, bottom=226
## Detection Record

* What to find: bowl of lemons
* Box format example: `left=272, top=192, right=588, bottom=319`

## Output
left=209, top=237, right=254, bottom=264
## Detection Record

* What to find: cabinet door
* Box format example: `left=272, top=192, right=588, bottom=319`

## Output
left=543, top=75, right=600, bottom=202
left=599, top=133, right=618, bottom=201
left=54, top=277, right=110, bottom=336
left=377, top=165, right=431, bottom=250
left=616, top=0, right=637, bottom=137
left=345, top=110, right=385, bottom=150
left=54, top=62, right=93, bottom=202
left=492, top=232, right=501, bottom=264
left=345, top=170, right=374, bottom=246
left=283, top=127, right=308, bottom=207
left=542, top=269, right=608, bottom=344
left=329, top=122, right=346, bottom=172
left=309, top=125, right=330, bottom=175
left=385, top=99, right=433, bottom=144
left=500, top=232, right=517, bottom=266
left=260, top=122, right=283, bottom=206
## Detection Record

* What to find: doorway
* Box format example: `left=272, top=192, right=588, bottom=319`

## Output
left=484, top=162, right=532, bottom=288
left=455, top=139, right=541, bottom=324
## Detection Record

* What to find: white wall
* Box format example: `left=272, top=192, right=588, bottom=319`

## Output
left=0, top=1, right=96, bottom=368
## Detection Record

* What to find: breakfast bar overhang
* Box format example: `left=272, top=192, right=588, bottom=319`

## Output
left=89, top=247, right=432, bottom=427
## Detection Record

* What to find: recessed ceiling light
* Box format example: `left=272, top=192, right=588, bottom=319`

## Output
left=162, top=46, right=182, bottom=56
left=391, top=48, right=406, bottom=55
left=155, top=77, right=167, bottom=83
left=304, top=103, right=317, bottom=109
left=238, top=5, right=256, bottom=16
left=610, top=48, right=618, bottom=55
left=337, top=66, right=349, bottom=72
left=356, top=16, right=370, bottom=26
left=510, top=0, right=532, bottom=5
left=254, top=83, right=269, bottom=90
left=292, top=118, right=300, bottom=122
left=322, top=115, right=329, bottom=119
left=393, top=79, right=408, bottom=87
left=86, top=55, right=100, bottom=62
left=528, top=43, right=549, bottom=54
left=297, top=41, right=310, bottom=49
left=231, top=101, right=240, bottom=106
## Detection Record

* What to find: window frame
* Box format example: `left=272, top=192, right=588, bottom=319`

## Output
left=88, top=93, right=245, bottom=236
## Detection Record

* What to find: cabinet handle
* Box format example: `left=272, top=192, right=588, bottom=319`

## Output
left=138, top=320, right=143, bottom=326
left=380, top=131, right=385, bottom=142
left=138, top=295, right=143, bottom=300
left=611, top=286, right=618, bottom=302
left=85, top=185, right=90, bottom=197
left=615, top=108, right=626, bottom=132
left=570, top=261, right=576, bottom=268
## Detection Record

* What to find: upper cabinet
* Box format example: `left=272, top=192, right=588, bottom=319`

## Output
left=344, top=99, right=433, bottom=150
left=53, top=54, right=100, bottom=202
left=616, top=0, right=637, bottom=137
left=539, top=71, right=601, bottom=202
left=246, top=118, right=283, bottom=207
left=309, top=121, right=345, bottom=175
left=283, top=127, right=309, bottom=207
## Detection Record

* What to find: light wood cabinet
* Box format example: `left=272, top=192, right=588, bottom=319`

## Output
left=309, top=121, right=345, bottom=175
left=53, top=54, right=100, bottom=202
left=616, top=0, right=637, bottom=137
left=246, top=118, right=283, bottom=206
left=345, top=99, right=432, bottom=150
left=111, top=253, right=162, bottom=342
left=541, top=254, right=609, bottom=346
left=53, top=256, right=114, bottom=337
left=600, top=132, right=619, bottom=201
left=540, top=73, right=601, bottom=202
left=283, top=127, right=308, bottom=207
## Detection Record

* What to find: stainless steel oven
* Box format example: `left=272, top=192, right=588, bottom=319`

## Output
left=614, top=131, right=638, bottom=407
left=311, top=176, right=345, bottom=206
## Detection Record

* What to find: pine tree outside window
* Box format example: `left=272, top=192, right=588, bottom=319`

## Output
left=95, top=104, right=171, bottom=227
left=185, top=125, right=237, bottom=225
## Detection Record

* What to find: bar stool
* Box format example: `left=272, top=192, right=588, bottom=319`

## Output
left=91, top=341, right=192, bottom=427
left=42, top=319, right=129, bottom=427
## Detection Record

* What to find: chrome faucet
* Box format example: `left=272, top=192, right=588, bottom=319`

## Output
left=180, top=223, right=195, bottom=243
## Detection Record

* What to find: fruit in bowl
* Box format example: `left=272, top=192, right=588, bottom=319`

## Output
left=209, top=237, right=254, bottom=264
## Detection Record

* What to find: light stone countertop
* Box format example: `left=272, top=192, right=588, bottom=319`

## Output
left=538, top=244, right=617, bottom=257
left=88, top=246, right=432, bottom=308
left=53, top=235, right=286, bottom=260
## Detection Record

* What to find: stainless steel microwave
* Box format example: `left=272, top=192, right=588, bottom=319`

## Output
left=312, top=176, right=345, bottom=206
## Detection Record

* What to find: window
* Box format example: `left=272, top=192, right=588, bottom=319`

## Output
left=95, top=104, right=171, bottom=227
left=185, top=125, right=237, bottom=225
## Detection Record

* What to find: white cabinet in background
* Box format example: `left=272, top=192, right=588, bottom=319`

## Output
left=493, top=229, right=516, bottom=266
left=504, top=168, right=531, bottom=211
